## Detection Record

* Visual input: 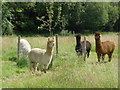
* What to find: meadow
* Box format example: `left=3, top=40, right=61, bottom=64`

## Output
left=1, top=32, right=118, bottom=88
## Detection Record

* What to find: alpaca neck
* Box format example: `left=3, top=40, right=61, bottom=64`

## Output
left=46, top=45, right=53, bottom=56
left=95, top=38, right=102, bottom=49
left=76, top=37, right=81, bottom=46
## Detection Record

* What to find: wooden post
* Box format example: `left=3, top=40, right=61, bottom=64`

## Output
left=55, top=34, right=58, bottom=55
left=83, top=36, right=86, bottom=61
left=17, top=36, right=20, bottom=59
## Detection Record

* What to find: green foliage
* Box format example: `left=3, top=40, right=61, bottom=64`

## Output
left=2, top=2, right=119, bottom=35
left=101, top=2, right=119, bottom=31
left=80, top=3, right=109, bottom=31
left=16, top=56, right=28, bottom=68
left=9, top=56, right=17, bottom=62
left=37, top=2, right=62, bottom=36
left=2, top=2, right=14, bottom=35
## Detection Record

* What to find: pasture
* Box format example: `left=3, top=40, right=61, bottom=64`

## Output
left=1, top=32, right=118, bottom=88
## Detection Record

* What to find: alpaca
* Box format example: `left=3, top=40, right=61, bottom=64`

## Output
left=19, top=39, right=31, bottom=57
left=75, top=34, right=92, bottom=58
left=95, top=32, right=115, bottom=62
left=28, top=37, right=54, bottom=73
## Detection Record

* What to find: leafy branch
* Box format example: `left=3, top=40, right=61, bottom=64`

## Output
left=37, top=2, right=62, bottom=36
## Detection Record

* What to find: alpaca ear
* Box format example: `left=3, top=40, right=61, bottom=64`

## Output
left=52, top=37, right=55, bottom=40
left=48, top=37, right=50, bottom=41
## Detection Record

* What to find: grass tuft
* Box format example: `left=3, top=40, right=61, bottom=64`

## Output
left=16, top=56, right=28, bottom=68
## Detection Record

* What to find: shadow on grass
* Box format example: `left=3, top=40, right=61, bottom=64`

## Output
left=9, top=56, right=54, bottom=71
left=9, top=57, right=17, bottom=62
left=9, top=56, right=28, bottom=68
left=91, top=61, right=110, bottom=65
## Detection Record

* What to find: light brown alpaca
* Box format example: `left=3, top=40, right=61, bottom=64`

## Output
left=28, top=37, right=54, bottom=73
left=95, top=32, right=115, bottom=62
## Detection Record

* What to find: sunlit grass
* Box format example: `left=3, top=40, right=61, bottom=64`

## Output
left=2, top=32, right=118, bottom=88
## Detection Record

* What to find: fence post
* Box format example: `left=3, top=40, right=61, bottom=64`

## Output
left=83, top=36, right=86, bottom=61
left=55, top=34, right=58, bottom=55
left=17, top=36, right=20, bottom=59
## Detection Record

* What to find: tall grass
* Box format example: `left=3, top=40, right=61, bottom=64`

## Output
left=2, top=32, right=118, bottom=88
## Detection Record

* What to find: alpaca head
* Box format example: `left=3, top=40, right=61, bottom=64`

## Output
left=75, top=34, right=81, bottom=39
left=95, top=32, right=101, bottom=39
left=47, top=37, right=55, bottom=48
left=76, top=47, right=83, bottom=55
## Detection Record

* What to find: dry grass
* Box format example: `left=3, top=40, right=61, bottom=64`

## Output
left=2, top=32, right=118, bottom=88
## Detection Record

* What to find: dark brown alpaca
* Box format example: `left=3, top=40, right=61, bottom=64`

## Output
left=95, top=32, right=115, bottom=62
left=75, top=34, right=92, bottom=58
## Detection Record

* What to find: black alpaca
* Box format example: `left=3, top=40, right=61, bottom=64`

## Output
left=75, top=34, right=92, bottom=58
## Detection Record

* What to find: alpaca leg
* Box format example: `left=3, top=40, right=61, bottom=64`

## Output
left=87, top=52, right=89, bottom=58
left=40, top=64, right=44, bottom=72
left=102, top=54, right=105, bottom=61
left=29, top=62, right=34, bottom=71
left=97, top=53, right=101, bottom=62
left=87, top=50, right=90, bottom=58
left=43, top=64, right=47, bottom=73
left=108, top=53, right=113, bottom=62
left=33, top=63, right=38, bottom=72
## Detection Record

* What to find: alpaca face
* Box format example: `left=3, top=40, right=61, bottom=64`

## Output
left=95, top=32, right=101, bottom=39
left=48, top=38, right=54, bottom=48
left=76, top=47, right=82, bottom=55
left=95, top=34, right=100, bottom=39
left=48, top=41, right=54, bottom=47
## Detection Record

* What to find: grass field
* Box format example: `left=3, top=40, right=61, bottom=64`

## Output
left=1, top=32, right=118, bottom=88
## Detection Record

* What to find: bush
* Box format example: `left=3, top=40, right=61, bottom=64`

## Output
left=9, top=57, right=17, bottom=62
left=16, top=56, right=28, bottom=68
left=59, top=30, right=73, bottom=36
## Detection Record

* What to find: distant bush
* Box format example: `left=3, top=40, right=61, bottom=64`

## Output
left=16, top=56, right=28, bottom=68
left=59, top=30, right=73, bottom=36
left=9, top=57, right=17, bottom=62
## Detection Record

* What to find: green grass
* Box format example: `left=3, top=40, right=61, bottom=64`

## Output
left=1, top=32, right=118, bottom=88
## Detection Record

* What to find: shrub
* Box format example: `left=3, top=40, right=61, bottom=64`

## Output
left=16, top=56, right=28, bottom=68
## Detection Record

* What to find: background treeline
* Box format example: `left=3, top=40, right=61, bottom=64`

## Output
left=2, top=2, right=120, bottom=36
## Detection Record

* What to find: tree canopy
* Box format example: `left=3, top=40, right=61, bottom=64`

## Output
left=2, top=2, right=119, bottom=35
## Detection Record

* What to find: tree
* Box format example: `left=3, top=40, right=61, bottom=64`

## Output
left=2, top=2, right=119, bottom=35
left=105, top=2, right=119, bottom=31
left=2, top=2, right=14, bottom=35
left=37, top=2, right=62, bottom=36
left=80, top=3, right=109, bottom=32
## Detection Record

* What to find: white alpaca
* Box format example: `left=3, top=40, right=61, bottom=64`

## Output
left=28, top=37, right=54, bottom=73
left=19, top=39, right=31, bottom=57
